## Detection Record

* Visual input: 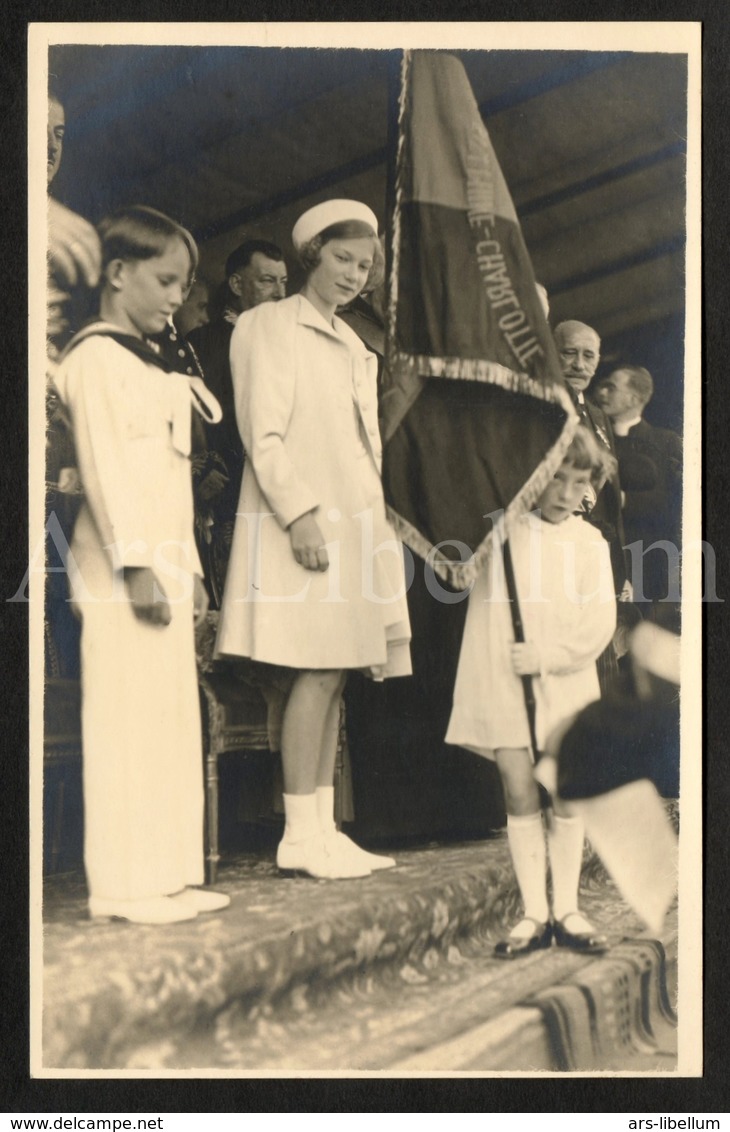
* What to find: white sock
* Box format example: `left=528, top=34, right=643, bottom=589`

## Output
left=315, top=785, right=337, bottom=835
left=548, top=814, right=585, bottom=922
left=507, top=812, right=549, bottom=925
left=282, top=793, right=320, bottom=843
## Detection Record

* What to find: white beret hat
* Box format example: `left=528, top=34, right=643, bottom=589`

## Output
left=292, top=199, right=379, bottom=251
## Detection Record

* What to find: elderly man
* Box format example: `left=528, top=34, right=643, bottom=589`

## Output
left=594, top=366, right=682, bottom=605
left=554, top=320, right=627, bottom=597
left=187, top=239, right=287, bottom=605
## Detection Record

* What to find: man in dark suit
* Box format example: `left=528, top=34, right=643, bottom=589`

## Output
left=594, top=365, right=682, bottom=606
left=187, top=239, right=287, bottom=605
left=554, top=320, right=628, bottom=596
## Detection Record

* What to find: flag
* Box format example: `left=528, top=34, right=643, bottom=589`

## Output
left=382, top=50, right=577, bottom=589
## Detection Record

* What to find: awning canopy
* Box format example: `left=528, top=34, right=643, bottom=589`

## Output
left=49, top=44, right=688, bottom=429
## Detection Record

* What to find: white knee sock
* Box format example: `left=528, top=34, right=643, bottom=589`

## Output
left=282, top=793, right=320, bottom=843
left=548, top=814, right=585, bottom=921
left=507, top=812, right=549, bottom=924
left=315, top=785, right=337, bottom=835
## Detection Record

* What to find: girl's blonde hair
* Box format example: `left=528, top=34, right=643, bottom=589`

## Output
left=563, top=424, right=616, bottom=484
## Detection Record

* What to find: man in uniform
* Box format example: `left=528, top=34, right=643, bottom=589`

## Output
left=554, top=320, right=628, bottom=597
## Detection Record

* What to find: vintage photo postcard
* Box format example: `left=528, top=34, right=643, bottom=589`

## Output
left=28, top=20, right=702, bottom=1081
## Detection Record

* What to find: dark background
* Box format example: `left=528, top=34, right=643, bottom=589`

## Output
left=49, top=43, right=688, bottom=431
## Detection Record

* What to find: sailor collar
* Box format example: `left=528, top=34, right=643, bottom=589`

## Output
left=61, top=321, right=222, bottom=425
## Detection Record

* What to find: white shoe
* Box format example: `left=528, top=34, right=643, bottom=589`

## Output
left=277, top=833, right=371, bottom=879
left=88, top=895, right=198, bottom=924
left=327, top=830, right=396, bottom=871
left=171, top=888, right=231, bottom=913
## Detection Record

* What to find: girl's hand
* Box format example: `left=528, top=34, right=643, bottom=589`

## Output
left=510, top=642, right=542, bottom=676
left=193, top=573, right=209, bottom=628
left=288, top=512, right=329, bottom=571
left=124, top=567, right=171, bottom=626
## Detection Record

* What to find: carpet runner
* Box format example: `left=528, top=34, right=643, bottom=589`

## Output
left=41, top=836, right=677, bottom=1072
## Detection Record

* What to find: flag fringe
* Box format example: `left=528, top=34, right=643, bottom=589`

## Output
left=383, top=48, right=578, bottom=589
left=390, top=350, right=575, bottom=406
left=387, top=386, right=578, bottom=590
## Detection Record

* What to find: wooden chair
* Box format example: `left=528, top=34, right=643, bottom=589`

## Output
left=42, top=661, right=272, bottom=883
left=196, top=613, right=353, bottom=885
left=194, top=612, right=273, bottom=883
left=197, top=664, right=271, bottom=885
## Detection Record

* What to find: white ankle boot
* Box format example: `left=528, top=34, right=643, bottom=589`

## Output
left=314, top=785, right=395, bottom=873
left=88, top=895, right=198, bottom=924
left=325, top=830, right=396, bottom=871
left=277, top=833, right=371, bottom=879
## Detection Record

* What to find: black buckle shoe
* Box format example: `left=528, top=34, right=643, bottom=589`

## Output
left=553, top=912, right=608, bottom=954
left=494, top=917, right=553, bottom=960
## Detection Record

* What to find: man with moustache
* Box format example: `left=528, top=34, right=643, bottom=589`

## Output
left=553, top=320, right=628, bottom=597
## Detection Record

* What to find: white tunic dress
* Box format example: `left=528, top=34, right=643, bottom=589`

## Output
left=55, top=333, right=205, bottom=901
left=215, top=294, right=411, bottom=677
left=446, top=513, right=616, bottom=757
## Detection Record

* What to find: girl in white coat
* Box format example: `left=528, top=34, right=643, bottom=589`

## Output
left=446, top=427, right=617, bottom=957
left=55, top=206, right=229, bottom=924
left=216, top=200, right=411, bottom=879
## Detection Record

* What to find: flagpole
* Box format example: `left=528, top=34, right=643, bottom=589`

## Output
left=501, top=534, right=553, bottom=814
left=384, top=49, right=404, bottom=263
left=384, top=48, right=408, bottom=386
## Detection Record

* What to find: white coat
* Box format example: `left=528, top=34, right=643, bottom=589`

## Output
left=446, top=513, right=617, bottom=755
left=215, top=294, right=411, bottom=675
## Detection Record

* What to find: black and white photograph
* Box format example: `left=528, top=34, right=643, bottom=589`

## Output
left=29, top=20, right=702, bottom=1078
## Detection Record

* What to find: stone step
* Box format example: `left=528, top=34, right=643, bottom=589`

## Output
left=387, top=929, right=678, bottom=1072
left=41, top=837, right=677, bottom=1071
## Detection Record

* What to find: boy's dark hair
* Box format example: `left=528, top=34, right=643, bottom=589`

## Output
left=225, top=239, right=284, bottom=280
left=98, top=205, right=199, bottom=282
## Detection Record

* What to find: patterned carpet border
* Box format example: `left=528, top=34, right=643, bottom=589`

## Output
left=42, top=837, right=668, bottom=1070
